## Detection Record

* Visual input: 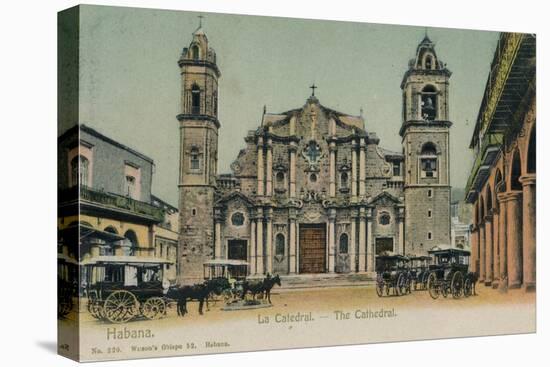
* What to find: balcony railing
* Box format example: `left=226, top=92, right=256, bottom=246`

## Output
left=79, top=186, right=165, bottom=222
left=465, top=132, right=503, bottom=201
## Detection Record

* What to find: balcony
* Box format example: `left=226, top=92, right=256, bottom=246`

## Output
left=80, top=186, right=165, bottom=222
left=465, top=132, right=503, bottom=203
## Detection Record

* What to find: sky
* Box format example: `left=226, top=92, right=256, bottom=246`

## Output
left=71, top=5, right=500, bottom=206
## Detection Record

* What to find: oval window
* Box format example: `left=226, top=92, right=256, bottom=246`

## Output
left=231, top=212, right=245, bottom=226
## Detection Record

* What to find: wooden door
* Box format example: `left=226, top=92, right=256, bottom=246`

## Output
left=299, top=224, right=326, bottom=273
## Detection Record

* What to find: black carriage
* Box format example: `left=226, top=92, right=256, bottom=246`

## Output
left=426, top=248, right=477, bottom=299
left=203, top=259, right=248, bottom=303
left=409, top=256, right=432, bottom=291
left=375, top=254, right=412, bottom=297
left=84, top=257, right=173, bottom=323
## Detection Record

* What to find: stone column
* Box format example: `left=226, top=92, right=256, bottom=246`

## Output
left=366, top=208, right=374, bottom=271
left=470, top=226, right=478, bottom=274
left=497, top=193, right=508, bottom=289
left=214, top=218, right=222, bottom=259
left=328, top=209, right=336, bottom=273
left=504, top=191, right=523, bottom=289
left=329, top=143, right=336, bottom=197
left=492, top=210, right=500, bottom=288
left=265, top=207, right=273, bottom=275
left=351, top=140, right=358, bottom=199
left=349, top=211, right=357, bottom=273
left=359, top=139, right=366, bottom=197
left=289, top=144, right=297, bottom=198
left=519, top=174, right=536, bottom=291
left=484, top=213, right=493, bottom=286
left=358, top=208, right=366, bottom=272
left=478, top=219, right=486, bottom=284
left=265, top=139, right=273, bottom=197
left=257, top=137, right=264, bottom=196
left=249, top=216, right=257, bottom=275
left=256, top=207, right=264, bottom=274
left=397, top=208, right=405, bottom=255
left=289, top=213, right=297, bottom=274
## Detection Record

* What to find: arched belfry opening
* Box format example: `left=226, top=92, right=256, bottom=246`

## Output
left=421, top=85, right=437, bottom=121
left=191, top=44, right=200, bottom=60
left=191, top=84, right=201, bottom=115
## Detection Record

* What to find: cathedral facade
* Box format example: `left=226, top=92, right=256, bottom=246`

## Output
left=177, top=27, right=452, bottom=283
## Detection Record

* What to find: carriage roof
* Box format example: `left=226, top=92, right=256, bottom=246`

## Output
left=428, top=248, right=471, bottom=257
left=375, top=254, right=409, bottom=261
left=81, top=256, right=173, bottom=267
left=203, top=259, right=249, bottom=267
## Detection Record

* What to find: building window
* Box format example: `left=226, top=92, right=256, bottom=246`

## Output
left=124, top=230, right=138, bottom=256
left=340, top=172, right=349, bottom=189
left=231, top=212, right=245, bottom=226
left=71, top=155, right=89, bottom=187
left=125, top=175, right=136, bottom=198
left=379, top=212, right=391, bottom=226
left=276, top=171, right=285, bottom=183
left=421, top=85, right=437, bottom=121
left=420, top=142, right=438, bottom=178
left=428, top=209, right=432, bottom=218
left=339, top=233, right=349, bottom=254
left=192, top=208, right=197, bottom=216
left=425, top=55, right=433, bottom=70
left=190, top=147, right=200, bottom=170
left=427, top=232, right=432, bottom=240
left=191, top=85, right=201, bottom=115
left=309, top=173, right=317, bottom=183
left=275, top=234, right=285, bottom=256
left=392, top=161, right=401, bottom=177
left=191, top=45, right=199, bottom=60
left=427, top=189, right=433, bottom=197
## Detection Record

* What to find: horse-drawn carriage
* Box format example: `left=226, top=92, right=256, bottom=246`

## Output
left=426, top=248, right=477, bottom=299
left=203, top=259, right=249, bottom=303
left=375, top=254, right=412, bottom=297
left=409, top=256, right=432, bottom=291
left=84, top=257, right=172, bottom=323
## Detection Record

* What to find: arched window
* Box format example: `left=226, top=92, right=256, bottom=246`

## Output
left=191, top=45, right=200, bottom=60
left=191, top=84, right=201, bottom=115
left=339, top=233, right=349, bottom=254
left=421, top=85, right=437, bottom=121
left=70, top=155, right=89, bottom=187
left=124, top=230, right=138, bottom=256
left=420, top=142, right=438, bottom=178
left=231, top=212, right=245, bottom=226
left=340, top=172, right=349, bottom=189
left=275, top=234, right=285, bottom=256
left=379, top=212, right=391, bottom=225
left=190, top=147, right=200, bottom=170
left=104, top=226, right=118, bottom=234
left=425, top=55, right=433, bottom=70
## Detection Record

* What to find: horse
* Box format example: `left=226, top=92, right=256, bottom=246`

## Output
left=167, top=278, right=229, bottom=317
left=242, top=274, right=281, bottom=304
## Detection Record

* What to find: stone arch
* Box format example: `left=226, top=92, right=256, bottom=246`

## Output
left=509, top=148, right=522, bottom=191
left=124, top=229, right=139, bottom=246
left=527, top=124, right=536, bottom=174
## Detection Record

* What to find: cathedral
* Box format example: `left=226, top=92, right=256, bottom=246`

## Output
left=176, top=26, right=452, bottom=283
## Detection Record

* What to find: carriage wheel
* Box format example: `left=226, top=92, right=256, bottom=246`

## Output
left=142, top=297, right=166, bottom=320
left=104, top=291, right=138, bottom=324
left=427, top=273, right=439, bottom=300
left=451, top=272, right=464, bottom=299
left=376, top=282, right=384, bottom=297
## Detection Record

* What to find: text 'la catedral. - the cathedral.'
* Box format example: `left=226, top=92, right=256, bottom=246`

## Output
left=177, top=25, right=452, bottom=284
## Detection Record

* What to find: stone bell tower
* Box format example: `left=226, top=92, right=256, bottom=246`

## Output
left=177, top=21, right=221, bottom=283
left=400, top=34, right=452, bottom=255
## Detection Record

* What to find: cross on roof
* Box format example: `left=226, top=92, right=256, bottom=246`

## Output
left=310, top=83, right=317, bottom=96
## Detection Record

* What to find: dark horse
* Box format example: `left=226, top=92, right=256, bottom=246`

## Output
left=241, top=274, right=281, bottom=304
left=167, top=278, right=230, bottom=317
